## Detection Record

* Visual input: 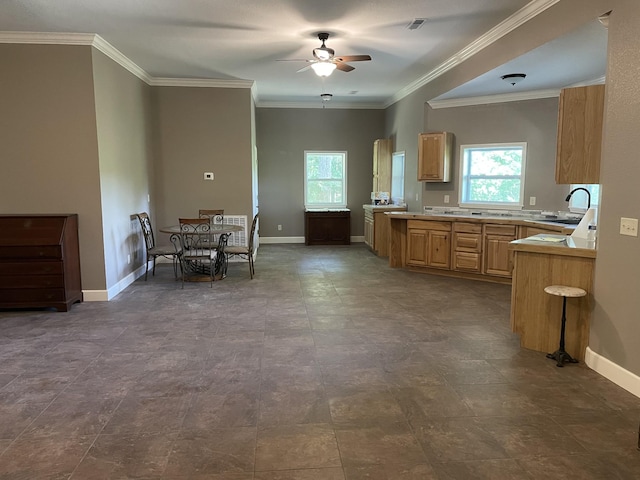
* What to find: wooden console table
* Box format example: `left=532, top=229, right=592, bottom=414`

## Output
left=304, top=209, right=351, bottom=245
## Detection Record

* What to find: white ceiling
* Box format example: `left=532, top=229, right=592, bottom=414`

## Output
left=0, top=0, right=608, bottom=107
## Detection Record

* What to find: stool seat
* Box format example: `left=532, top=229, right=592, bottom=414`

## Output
left=544, top=285, right=587, bottom=298
left=544, top=284, right=586, bottom=367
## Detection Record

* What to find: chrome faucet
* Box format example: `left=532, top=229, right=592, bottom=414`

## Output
left=565, top=187, right=591, bottom=209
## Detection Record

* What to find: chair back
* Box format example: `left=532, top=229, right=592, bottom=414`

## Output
left=178, top=218, right=213, bottom=258
left=136, top=212, right=155, bottom=250
left=247, top=213, right=259, bottom=251
left=199, top=209, right=224, bottom=225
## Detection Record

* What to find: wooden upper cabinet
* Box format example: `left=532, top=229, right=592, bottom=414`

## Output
left=373, top=138, right=392, bottom=192
left=555, top=84, right=605, bottom=184
left=418, top=132, right=452, bottom=182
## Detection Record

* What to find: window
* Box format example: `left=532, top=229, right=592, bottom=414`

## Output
left=391, top=151, right=405, bottom=205
left=304, top=151, right=347, bottom=208
left=459, top=143, right=526, bottom=209
left=568, top=184, right=600, bottom=213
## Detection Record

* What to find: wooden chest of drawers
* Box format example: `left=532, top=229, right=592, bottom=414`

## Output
left=0, top=215, right=82, bottom=312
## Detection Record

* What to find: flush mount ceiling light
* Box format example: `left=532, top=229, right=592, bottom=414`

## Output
left=311, top=61, right=337, bottom=77
left=501, top=73, right=527, bottom=85
left=320, top=93, right=333, bottom=102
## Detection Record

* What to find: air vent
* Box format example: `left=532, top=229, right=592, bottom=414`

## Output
left=407, top=18, right=427, bottom=30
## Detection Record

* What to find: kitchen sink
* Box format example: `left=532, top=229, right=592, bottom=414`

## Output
left=546, top=218, right=582, bottom=225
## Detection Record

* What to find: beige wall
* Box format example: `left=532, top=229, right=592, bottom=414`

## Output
left=590, top=0, right=640, bottom=375
left=92, top=49, right=155, bottom=290
left=0, top=44, right=106, bottom=290
left=423, top=99, right=569, bottom=211
left=153, top=87, right=254, bottom=231
left=256, top=107, right=385, bottom=238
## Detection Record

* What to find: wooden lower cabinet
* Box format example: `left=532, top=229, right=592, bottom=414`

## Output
left=452, top=222, right=482, bottom=273
left=364, top=210, right=374, bottom=249
left=305, top=210, right=351, bottom=245
left=483, top=224, right=516, bottom=278
left=407, top=220, right=451, bottom=269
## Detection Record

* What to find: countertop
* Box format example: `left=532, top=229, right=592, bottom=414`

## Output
left=362, top=204, right=408, bottom=211
left=385, top=211, right=576, bottom=231
left=510, top=234, right=597, bottom=258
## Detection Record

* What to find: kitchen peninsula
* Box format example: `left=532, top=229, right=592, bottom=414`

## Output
left=509, top=234, right=596, bottom=361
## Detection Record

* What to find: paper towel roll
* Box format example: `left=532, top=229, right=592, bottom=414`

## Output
left=571, top=207, right=597, bottom=239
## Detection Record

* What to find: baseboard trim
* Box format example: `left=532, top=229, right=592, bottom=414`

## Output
left=259, top=236, right=365, bottom=244
left=585, top=346, right=640, bottom=398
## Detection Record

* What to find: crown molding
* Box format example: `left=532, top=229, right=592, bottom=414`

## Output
left=428, top=89, right=560, bottom=109
left=567, top=75, right=606, bottom=88
left=255, top=100, right=384, bottom=109
left=384, top=0, right=561, bottom=108
left=0, top=31, right=95, bottom=45
left=91, top=35, right=151, bottom=84
left=149, top=77, right=254, bottom=88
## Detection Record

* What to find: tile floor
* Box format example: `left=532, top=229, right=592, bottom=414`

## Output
left=0, top=244, right=639, bottom=479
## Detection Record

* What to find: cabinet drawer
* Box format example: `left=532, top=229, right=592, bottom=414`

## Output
left=453, top=252, right=481, bottom=272
left=0, top=275, right=64, bottom=289
left=453, top=233, right=481, bottom=252
left=0, top=262, right=64, bottom=276
left=484, top=224, right=516, bottom=236
left=0, top=288, right=66, bottom=302
left=453, top=222, right=482, bottom=234
left=0, top=245, right=62, bottom=259
left=407, top=220, right=451, bottom=231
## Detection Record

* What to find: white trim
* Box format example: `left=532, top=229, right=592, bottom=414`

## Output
left=149, top=77, right=254, bottom=89
left=0, top=31, right=96, bottom=45
left=304, top=151, right=348, bottom=210
left=255, top=101, right=384, bottom=109
left=82, top=290, right=109, bottom=302
left=585, top=347, right=640, bottom=398
left=428, top=89, right=560, bottom=109
left=384, top=0, right=561, bottom=107
left=260, top=236, right=305, bottom=244
left=91, top=35, right=151, bottom=83
left=259, top=236, right=364, bottom=244
left=567, top=75, right=607, bottom=88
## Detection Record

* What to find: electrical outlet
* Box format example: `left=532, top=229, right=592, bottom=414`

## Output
left=277, top=224, right=282, bottom=231
left=444, top=195, right=450, bottom=204
left=147, top=194, right=150, bottom=203
left=529, top=196, right=536, bottom=206
left=620, top=217, right=638, bottom=237
left=127, top=254, right=131, bottom=264
left=203, top=172, right=214, bottom=180
left=415, top=193, right=419, bottom=201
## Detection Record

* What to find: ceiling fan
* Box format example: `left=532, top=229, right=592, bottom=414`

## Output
left=282, top=33, right=372, bottom=77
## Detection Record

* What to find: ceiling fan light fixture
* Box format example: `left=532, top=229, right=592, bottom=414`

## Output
left=320, top=93, right=333, bottom=102
left=501, top=73, right=526, bottom=86
left=311, top=61, right=337, bottom=77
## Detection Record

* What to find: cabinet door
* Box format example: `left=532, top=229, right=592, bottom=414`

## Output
left=555, top=85, right=605, bottom=184
left=418, top=132, right=452, bottom=182
left=373, top=139, right=392, bottom=193
left=364, top=214, right=374, bottom=249
left=407, top=229, right=428, bottom=266
left=484, top=234, right=516, bottom=277
left=427, top=231, right=451, bottom=269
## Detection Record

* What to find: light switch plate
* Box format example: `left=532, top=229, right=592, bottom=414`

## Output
left=620, top=217, right=638, bottom=237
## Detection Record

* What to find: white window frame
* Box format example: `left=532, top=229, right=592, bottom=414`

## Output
left=458, top=142, right=527, bottom=210
left=304, top=151, right=347, bottom=209
left=391, top=151, right=405, bottom=205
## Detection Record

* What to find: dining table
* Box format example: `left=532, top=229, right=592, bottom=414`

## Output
left=160, top=224, right=244, bottom=281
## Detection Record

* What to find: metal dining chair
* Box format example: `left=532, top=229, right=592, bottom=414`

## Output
left=177, top=218, right=219, bottom=287
left=135, top=212, right=181, bottom=280
left=226, top=212, right=258, bottom=279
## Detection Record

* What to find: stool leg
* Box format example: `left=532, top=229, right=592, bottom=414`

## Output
left=546, top=296, right=579, bottom=367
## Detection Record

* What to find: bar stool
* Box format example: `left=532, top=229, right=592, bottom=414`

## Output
left=544, top=285, right=587, bottom=367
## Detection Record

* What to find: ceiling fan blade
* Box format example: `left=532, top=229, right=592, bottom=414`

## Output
left=296, top=65, right=313, bottom=73
left=335, top=55, right=371, bottom=62
left=277, top=59, right=313, bottom=62
left=335, top=62, right=355, bottom=72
